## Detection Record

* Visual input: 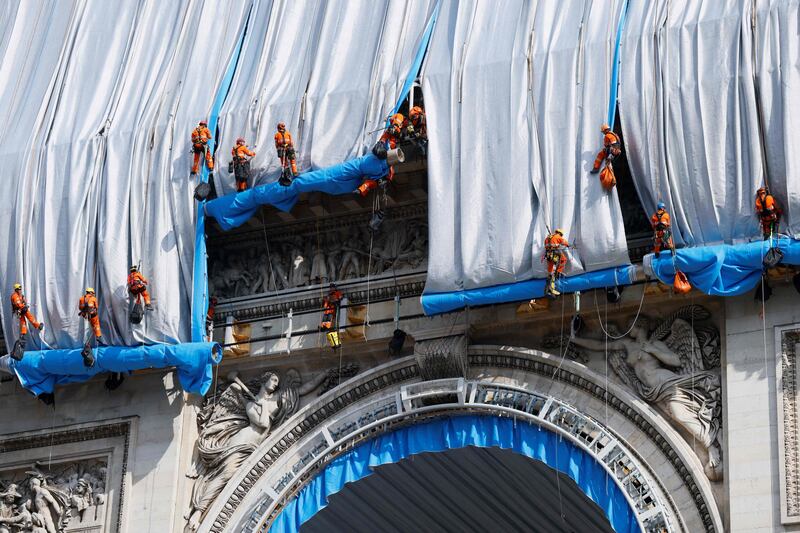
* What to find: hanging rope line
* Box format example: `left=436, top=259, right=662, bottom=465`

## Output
left=593, top=282, right=647, bottom=340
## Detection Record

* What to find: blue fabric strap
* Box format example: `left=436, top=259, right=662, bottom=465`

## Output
left=270, top=415, right=639, bottom=533
left=607, top=0, right=629, bottom=126
left=9, top=342, right=221, bottom=396
left=421, top=265, right=636, bottom=315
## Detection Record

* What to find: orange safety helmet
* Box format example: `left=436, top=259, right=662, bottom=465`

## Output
left=409, top=106, right=423, bottom=118
left=277, top=122, right=286, bottom=132
left=236, top=137, right=245, bottom=145
left=600, top=123, right=611, bottom=132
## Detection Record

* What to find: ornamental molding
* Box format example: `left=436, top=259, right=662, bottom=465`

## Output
left=198, top=348, right=722, bottom=533
left=775, top=324, right=800, bottom=524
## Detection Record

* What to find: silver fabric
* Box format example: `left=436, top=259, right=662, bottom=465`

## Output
left=753, top=0, right=800, bottom=236
left=619, top=0, right=767, bottom=246
left=213, top=0, right=435, bottom=195
left=0, top=0, right=435, bottom=347
left=0, top=0, right=250, bottom=347
left=423, top=0, right=630, bottom=294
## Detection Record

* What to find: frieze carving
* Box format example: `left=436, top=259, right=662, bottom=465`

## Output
left=0, top=461, right=107, bottom=533
left=208, top=218, right=427, bottom=299
left=0, top=420, right=132, bottom=533
left=563, top=305, right=723, bottom=481
left=778, top=327, right=800, bottom=523
left=186, top=365, right=359, bottom=531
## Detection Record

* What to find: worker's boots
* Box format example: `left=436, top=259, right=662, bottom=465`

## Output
left=546, top=278, right=560, bottom=297
left=145, top=303, right=153, bottom=311
left=37, top=323, right=44, bottom=331
left=590, top=167, right=600, bottom=174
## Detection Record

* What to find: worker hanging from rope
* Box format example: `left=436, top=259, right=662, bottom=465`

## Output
left=78, top=288, right=103, bottom=345
left=128, top=265, right=153, bottom=311
left=650, top=202, right=675, bottom=257
left=755, top=187, right=781, bottom=240
left=357, top=113, right=406, bottom=197
left=274, top=122, right=298, bottom=186
left=319, top=283, right=344, bottom=349
left=544, top=229, right=569, bottom=297
left=230, top=137, right=255, bottom=192
left=190, top=120, right=214, bottom=175
left=10, top=283, right=44, bottom=351
left=591, top=124, right=621, bottom=190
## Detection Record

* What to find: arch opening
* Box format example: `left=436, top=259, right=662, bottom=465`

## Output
left=269, top=415, right=640, bottom=533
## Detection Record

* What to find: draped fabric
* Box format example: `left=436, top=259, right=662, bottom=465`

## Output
left=754, top=0, right=800, bottom=236
left=211, top=0, right=436, bottom=196
left=619, top=0, right=772, bottom=247
left=0, top=0, right=436, bottom=349
left=0, top=0, right=251, bottom=348
left=270, top=415, right=639, bottom=533
left=423, top=0, right=630, bottom=294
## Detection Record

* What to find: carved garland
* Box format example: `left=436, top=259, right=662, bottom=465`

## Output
left=780, top=329, right=800, bottom=518
left=0, top=420, right=133, bottom=533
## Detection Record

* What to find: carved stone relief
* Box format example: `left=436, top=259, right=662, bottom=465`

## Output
left=776, top=326, right=800, bottom=524
left=549, top=305, right=723, bottom=481
left=0, top=461, right=107, bottom=533
left=208, top=218, right=428, bottom=299
left=0, top=419, right=132, bottom=533
left=185, top=365, right=360, bottom=531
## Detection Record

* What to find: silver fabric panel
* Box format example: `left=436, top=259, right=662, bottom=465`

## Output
left=423, top=0, right=630, bottom=294
left=619, top=0, right=764, bottom=246
left=754, top=0, right=800, bottom=236
left=213, top=0, right=434, bottom=195
left=0, top=0, right=250, bottom=347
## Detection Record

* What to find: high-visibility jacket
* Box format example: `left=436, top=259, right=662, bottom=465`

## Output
left=128, top=271, right=148, bottom=293
left=651, top=210, right=670, bottom=230
left=274, top=131, right=294, bottom=150
left=756, top=194, right=776, bottom=216
left=603, top=131, right=620, bottom=148
left=79, top=294, right=99, bottom=317
left=231, top=144, right=255, bottom=162
left=10, top=292, right=27, bottom=314
left=192, top=126, right=212, bottom=145
left=545, top=233, right=569, bottom=251
left=322, top=290, right=343, bottom=314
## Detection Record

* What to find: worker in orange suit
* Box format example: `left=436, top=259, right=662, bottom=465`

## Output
left=406, top=106, right=427, bottom=140
left=127, top=265, right=153, bottom=311
left=544, top=229, right=569, bottom=297
left=274, top=122, right=298, bottom=178
left=190, top=120, right=214, bottom=175
left=78, top=288, right=103, bottom=344
left=755, top=187, right=781, bottom=239
left=206, top=296, right=217, bottom=340
left=650, top=202, right=674, bottom=257
left=319, top=284, right=344, bottom=331
left=231, top=137, right=255, bottom=192
left=591, top=124, right=622, bottom=173
left=10, top=283, right=43, bottom=338
left=358, top=113, right=406, bottom=196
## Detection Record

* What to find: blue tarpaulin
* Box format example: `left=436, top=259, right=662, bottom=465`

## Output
left=8, top=342, right=220, bottom=397
left=646, top=237, right=800, bottom=296
left=421, top=265, right=637, bottom=315
left=205, top=154, right=389, bottom=230
left=269, top=415, right=638, bottom=533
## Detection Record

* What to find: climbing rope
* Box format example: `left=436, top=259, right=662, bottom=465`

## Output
left=551, top=295, right=568, bottom=525
left=593, top=282, right=647, bottom=340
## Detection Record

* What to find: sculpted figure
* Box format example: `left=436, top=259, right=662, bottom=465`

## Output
left=185, top=369, right=327, bottom=531
left=26, top=476, right=68, bottom=533
left=570, top=306, right=723, bottom=480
